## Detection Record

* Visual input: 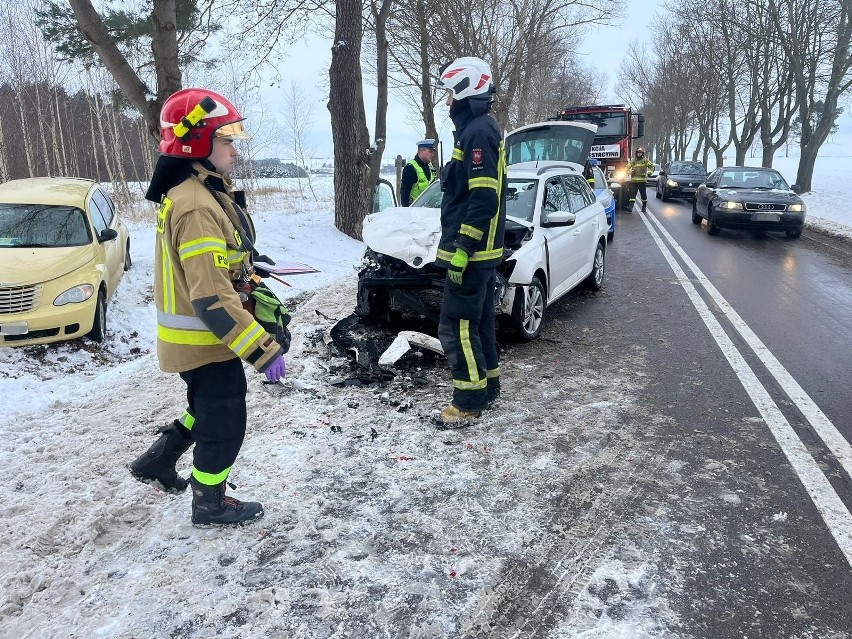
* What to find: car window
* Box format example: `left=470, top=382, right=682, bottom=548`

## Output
left=411, top=180, right=443, bottom=208
left=372, top=180, right=396, bottom=213
left=507, top=125, right=591, bottom=164
left=91, top=189, right=115, bottom=225
left=592, top=166, right=607, bottom=190
left=564, top=175, right=594, bottom=211
left=89, top=197, right=109, bottom=234
left=0, top=204, right=92, bottom=247
left=505, top=179, right=538, bottom=222
left=542, top=177, right=570, bottom=213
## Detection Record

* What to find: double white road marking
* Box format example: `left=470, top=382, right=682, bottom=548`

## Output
left=638, top=209, right=852, bottom=568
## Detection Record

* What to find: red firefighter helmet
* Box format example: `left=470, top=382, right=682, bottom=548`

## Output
left=159, top=88, right=250, bottom=159
left=635, top=147, right=645, bottom=156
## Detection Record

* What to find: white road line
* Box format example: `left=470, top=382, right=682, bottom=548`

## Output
left=637, top=210, right=852, bottom=568
left=644, top=210, right=852, bottom=481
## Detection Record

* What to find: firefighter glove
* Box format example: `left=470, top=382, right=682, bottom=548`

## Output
left=264, top=354, right=286, bottom=382
left=448, top=249, right=469, bottom=285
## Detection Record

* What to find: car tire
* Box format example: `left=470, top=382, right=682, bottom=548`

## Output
left=88, top=289, right=107, bottom=343
left=707, top=208, right=721, bottom=235
left=584, top=241, right=606, bottom=291
left=124, top=240, right=132, bottom=271
left=510, top=276, right=545, bottom=341
left=691, top=201, right=702, bottom=224
left=608, top=230, right=614, bottom=243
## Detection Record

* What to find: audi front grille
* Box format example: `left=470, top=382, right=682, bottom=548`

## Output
left=744, top=203, right=787, bottom=212
left=0, top=285, right=42, bottom=314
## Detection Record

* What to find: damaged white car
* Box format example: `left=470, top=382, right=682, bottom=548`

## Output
left=357, top=159, right=608, bottom=340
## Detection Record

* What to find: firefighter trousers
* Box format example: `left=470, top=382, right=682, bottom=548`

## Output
left=178, top=357, right=247, bottom=485
left=438, top=267, right=499, bottom=412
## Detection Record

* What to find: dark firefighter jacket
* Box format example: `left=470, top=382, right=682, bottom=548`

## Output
left=436, top=98, right=507, bottom=269
left=153, top=163, right=283, bottom=374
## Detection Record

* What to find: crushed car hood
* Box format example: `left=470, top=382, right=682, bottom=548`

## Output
left=363, top=207, right=532, bottom=268
left=362, top=206, right=442, bottom=268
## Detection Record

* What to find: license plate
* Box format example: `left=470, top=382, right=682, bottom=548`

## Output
left=0, top=323, right=28, bottom=336
left=752, top=212, right=780, bottom=222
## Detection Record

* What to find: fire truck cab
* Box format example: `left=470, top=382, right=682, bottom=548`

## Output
left=554, top=105, right=645, bottom=209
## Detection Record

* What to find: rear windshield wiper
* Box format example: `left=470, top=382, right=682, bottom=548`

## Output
left=14, top=242, right=54, bottom=247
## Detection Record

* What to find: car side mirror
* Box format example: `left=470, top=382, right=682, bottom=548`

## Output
left=98, top=228, right=118, bottom=242
left=542, top=210, right=576, bottom=227
left=790, top=184, right=801, bottom=194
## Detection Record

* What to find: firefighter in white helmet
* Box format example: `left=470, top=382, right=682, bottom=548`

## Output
left=434, top=57, right=507, bottom=426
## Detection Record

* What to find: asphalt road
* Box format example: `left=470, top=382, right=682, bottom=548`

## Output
left=501, top=191, right=852, bottom=637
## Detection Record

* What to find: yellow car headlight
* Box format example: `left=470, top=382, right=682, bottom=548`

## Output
left=787, top=203, right=806, bottom=212
left=719, top=201, right=744, bottom=210
left=54, top=284, right=95, bottom=306
left=667, top=179, right=678, bottom=187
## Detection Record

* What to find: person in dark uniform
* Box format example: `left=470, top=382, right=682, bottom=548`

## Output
left=434, top=56, right=506, bottom=426
left=400, top=139, right=437, bottom=206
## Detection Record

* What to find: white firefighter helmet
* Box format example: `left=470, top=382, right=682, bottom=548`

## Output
left=439, top=57, right=493, bottom=100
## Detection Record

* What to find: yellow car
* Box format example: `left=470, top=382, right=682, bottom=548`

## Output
left=0, top=177, right=131, bottom=346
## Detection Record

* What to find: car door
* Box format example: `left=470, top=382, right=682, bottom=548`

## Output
left=697, top=169, right=718, bottom=213
left=88, top=190, right=121, bottom=294
left=538, top=175, right=576, bottom=300
left=562, top=174, right=600, bottom=286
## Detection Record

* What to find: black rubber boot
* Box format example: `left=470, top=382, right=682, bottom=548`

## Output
left=641, top=201, right=647, bottom=212
left=190, top=477, right=264, bottom=526
left=130, top=421, right=193, bottom=492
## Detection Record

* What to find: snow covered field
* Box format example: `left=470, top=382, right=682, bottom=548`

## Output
left=1, top=148, right=850, bottom=638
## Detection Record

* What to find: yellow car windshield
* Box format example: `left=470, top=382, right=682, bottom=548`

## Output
left=0, top=204, right=92, bottom=248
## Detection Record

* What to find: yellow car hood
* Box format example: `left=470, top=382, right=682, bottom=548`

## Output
left=0, top=246, right=94, bottom=285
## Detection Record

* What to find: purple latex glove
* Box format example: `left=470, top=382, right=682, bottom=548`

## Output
left=264, top=355, right=286, bottom=382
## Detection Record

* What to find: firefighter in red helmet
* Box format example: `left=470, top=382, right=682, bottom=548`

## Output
left=130, top=88, right=285, bottom=526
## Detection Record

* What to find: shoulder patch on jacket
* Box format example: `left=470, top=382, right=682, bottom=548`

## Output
left=472, top=148, right=483, bottom=165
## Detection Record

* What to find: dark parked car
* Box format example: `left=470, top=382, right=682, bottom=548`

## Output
left=656, top=161, right=707, bottom=201
left=692, top=166, right=806, bottom=238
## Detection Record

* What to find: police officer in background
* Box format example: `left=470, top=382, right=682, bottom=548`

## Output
left=400, top=139, right=437, bottom=206
left=434, top=56, right=506, bottom=426
left=130, top=88, right=285, bottom=526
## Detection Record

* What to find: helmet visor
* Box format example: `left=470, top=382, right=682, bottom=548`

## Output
left=215, top=120, right=251, bottom=140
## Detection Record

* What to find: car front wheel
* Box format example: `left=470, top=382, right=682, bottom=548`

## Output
left=661, top=186, right=670, bottom=202
left=656, top=186, right=662, bottom=199
left=786, top=228, right=803, bottom=239
left=510, top=276, right=545, bottom=341
left=707, top=207, right=721, bottom=235
left=88, top=289, right=107, bottom=342
left=584, top=242, right=606, bottom=291
left=124, top=240, right=132, bottom=271
left=692, top=201, right=702, bottom=224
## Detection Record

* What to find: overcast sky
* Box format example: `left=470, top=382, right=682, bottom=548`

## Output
left=252, top=2, right=660, bottom=162
left=252, top=1, right=852, bottom=164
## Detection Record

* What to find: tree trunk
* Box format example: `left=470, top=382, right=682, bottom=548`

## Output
left=328, top=0, right=371, bottom=240
left=365, top=0, right=392, bottom=194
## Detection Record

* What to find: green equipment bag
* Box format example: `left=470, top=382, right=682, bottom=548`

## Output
left=250, top=283, right=292, bottom=353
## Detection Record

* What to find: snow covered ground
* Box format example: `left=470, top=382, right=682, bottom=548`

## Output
left=0, top=148, right=850, bottom=638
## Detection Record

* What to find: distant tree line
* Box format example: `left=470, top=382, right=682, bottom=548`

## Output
left=0, top=82, right=153, bottom=184
left=621, top=0, right=852, bottom=191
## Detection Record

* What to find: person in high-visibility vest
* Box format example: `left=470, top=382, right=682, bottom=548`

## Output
left=400, top=139, right=437, bottom=206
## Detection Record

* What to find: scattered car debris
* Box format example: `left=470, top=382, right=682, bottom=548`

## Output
left=378, top=330, right=444, bottom=367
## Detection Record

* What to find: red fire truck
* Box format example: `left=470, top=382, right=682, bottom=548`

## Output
left=554, top=104, right=645, bottom=205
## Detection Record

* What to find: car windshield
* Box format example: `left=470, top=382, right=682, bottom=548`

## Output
left=559, top=112, right=627, bottom=137
left=411, top=181, right=443, bottom=208
left=719, top=170, right=789, bottom=190
left=505, top=179, right=539, bottom=222
left=670, top=162, right=705, bottom=176
left=0, top=204, right=92, bottom=248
